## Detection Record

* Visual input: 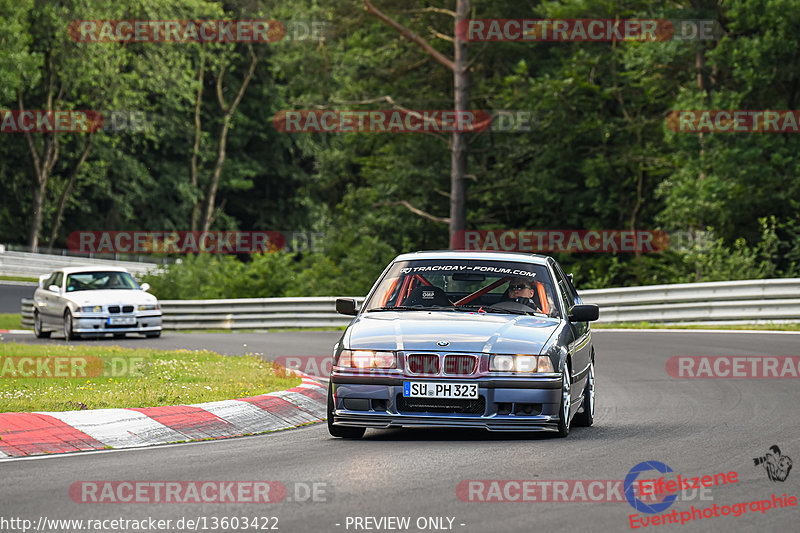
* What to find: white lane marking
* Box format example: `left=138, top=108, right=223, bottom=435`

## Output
left=188, top=399, right=290, bottom=435
left=594, top=328, right=800, bottom=335
left=41, top=409, right=189, bottom=449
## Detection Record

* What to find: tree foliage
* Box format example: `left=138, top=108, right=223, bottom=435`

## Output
left=2, top=0, right=799, bottom=296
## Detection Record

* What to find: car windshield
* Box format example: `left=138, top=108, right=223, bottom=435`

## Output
left=363, top=259, right=560, bottom=318
left=65, top=271, right=139, bottom=292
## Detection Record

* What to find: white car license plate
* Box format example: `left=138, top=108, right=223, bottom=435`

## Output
left=403, top=382, right=478, bottom=399
left=108, top=317, right=137, bottom=326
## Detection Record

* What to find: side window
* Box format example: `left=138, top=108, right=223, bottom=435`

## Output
left=52, top=272, right=63, bottom=289
left=558, top=265, right=581, bottom=304
left=552, top=264, right=575, bottom=313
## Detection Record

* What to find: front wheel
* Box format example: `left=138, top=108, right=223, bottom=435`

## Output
left=34, top=312, right=51, bottom=338
left=145, top=331, right=161, bottom=338
left=327, top=384, right=365, bottom=439
left=555, top=368, right=571, bottom=438
left=573, top=360, right=595, bottom=427
left=63, top=310, right=77, bottom=341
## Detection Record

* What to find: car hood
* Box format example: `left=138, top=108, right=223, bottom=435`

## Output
left=62, top=290, right=158, bottom=306
left=344, top=311, right=560, bottom=355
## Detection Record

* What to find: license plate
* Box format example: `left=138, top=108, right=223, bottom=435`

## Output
left=107, top=317, right=136, bottom=326
left=403, top=382, right=478, bottom=399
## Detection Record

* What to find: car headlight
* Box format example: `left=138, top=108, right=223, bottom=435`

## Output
left=80, top=306, right=103, bottom=313
left=490, top=354, right=554, bottom=373
left=138, top=304, right=158, bottom=311
left=335, top=349, right=396, bottom=369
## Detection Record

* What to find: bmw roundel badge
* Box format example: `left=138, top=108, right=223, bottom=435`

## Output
left=437, top=341, right=449, bottom=347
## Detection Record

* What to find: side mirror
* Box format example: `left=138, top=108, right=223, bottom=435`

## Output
left=48, top=284, right=61, bottom=294
left=140, top=283, right=151, bottom=292
left=336, top=298, right=358, bottom=316
left=569, top=304, right=599, bottom=322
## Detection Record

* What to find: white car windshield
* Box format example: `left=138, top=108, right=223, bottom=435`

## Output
left=65, top=271, right=139, bottom=292
left=364, top=259, right=559, bottom=318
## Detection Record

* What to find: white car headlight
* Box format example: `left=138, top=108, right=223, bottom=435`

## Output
left=490, top=355, right=515, bottom=372
left=335, top=349, right=396, bottom=369
left=490, top=354, right=554, bottom=373
left=80, top=306, right=102, bottom=313
left=138, top=304, right=158, bottom=311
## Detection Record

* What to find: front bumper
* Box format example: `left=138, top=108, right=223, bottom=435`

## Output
left=72, top=313, right=162, bottom=335
left=330, top=374, right=563, bottom=432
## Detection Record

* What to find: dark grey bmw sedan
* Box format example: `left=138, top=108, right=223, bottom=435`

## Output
left=328, top=250, right=599, bottom=438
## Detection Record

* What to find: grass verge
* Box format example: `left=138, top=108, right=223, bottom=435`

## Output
left=593, top=322, right=800, bottom=331
left=0, top=275, right=37, bottom=282
left=0, top=343, right=301, bottom=413
left=0, top=314, right=22, bottom=330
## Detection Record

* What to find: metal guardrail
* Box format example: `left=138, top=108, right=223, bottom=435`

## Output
left=580, top=278, right=800, bottom=324
left=17, top=278, right=800, bottom=330
left=158, top=297, right=366, bottom=329
left=19, top=297, right=365, bottom=330
left=0, top=249, right=161, bottom=278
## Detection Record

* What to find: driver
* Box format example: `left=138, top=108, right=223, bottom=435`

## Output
left=106, top=273, right=125, bottom=289
left=502, top=277, right=542, bottom=312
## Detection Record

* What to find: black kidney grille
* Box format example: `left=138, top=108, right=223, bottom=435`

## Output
left=406, top=354, right=440, bottom=374
left=444, top=354, right=477, bottom=375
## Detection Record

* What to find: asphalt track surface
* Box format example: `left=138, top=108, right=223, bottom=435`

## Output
left=1, top=329, right=799, bottom=532
left=0, top=283, right=36, bottom=314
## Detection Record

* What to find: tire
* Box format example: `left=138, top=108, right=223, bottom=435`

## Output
left=113, top=333, right=126, bottom=339
left=145, top=331, right=161, bottom=338
left=63, top=310, right=77, bottom=341
left=33, top=312, right=51, bottom=338
left=327, top=384, right=365, bottom=439
left=573, top=360, right=595, bottom=427
left=555, top=367, right=572, bottom=438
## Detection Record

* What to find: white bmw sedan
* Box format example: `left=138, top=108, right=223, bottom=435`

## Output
left=33, top=266, right=162, bottom=340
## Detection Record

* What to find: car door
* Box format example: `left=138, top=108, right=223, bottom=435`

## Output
left=52, top=271, right=67, bottom=320
left=551, top=261, right=591, bottom=404
left=45, top=272, right=65, bottom=326
left=37, top=272, right=59, bottom=326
